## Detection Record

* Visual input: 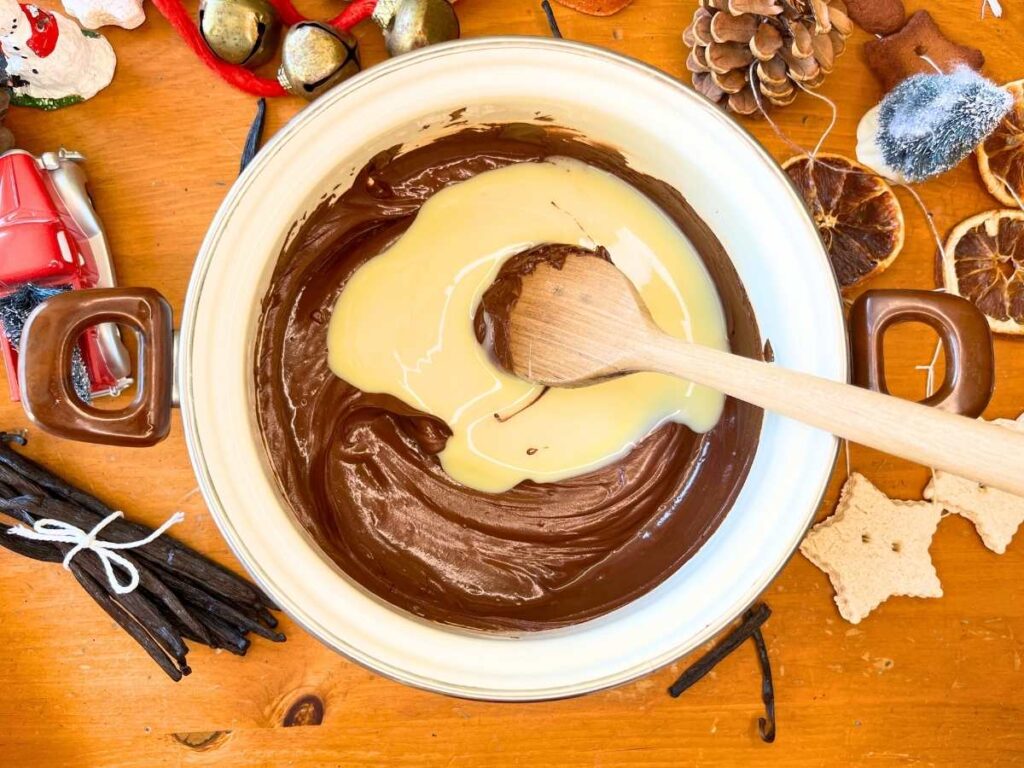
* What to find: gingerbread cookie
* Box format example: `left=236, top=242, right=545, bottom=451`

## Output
left=846, top=0, right=905, bottom=35
left=864, top=11, right=984, bottom=92
left=553, top=0, right=632, bottom=16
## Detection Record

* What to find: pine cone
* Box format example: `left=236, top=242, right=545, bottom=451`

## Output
left=683, top=0, right=853, bottom=115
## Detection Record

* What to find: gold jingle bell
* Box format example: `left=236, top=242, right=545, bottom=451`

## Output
left=278, top=22, right=361, bottom=101
left=199, top=0, right=281, bottom=68
left=379, top=0, right=460, bottom=58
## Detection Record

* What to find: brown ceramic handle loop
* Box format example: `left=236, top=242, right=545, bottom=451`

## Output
left=18, top=287, right=174, bottom=446
left=849, top=289, right=994, bottom=418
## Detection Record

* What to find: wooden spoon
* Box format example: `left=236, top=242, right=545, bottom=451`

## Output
left=506, top=253, right=1024, bottom=496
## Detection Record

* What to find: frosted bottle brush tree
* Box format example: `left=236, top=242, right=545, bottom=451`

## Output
left=857, top=68, right=1014, bottom=184
left=684, top=0, right=853, bottom=115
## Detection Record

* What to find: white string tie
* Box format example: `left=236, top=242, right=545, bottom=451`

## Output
left=915, top=338, right=945, bottom=513
left=7, top=510, right=184, bottom=594
left=917, top=53, right=944, bottom=74
left=982, top=0, right=1003, bottom=19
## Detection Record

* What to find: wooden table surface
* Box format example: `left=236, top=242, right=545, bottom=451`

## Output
left=2, top=0, right=1023, bottom=765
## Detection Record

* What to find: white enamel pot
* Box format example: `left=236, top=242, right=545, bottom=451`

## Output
left=17, top=38, right=995, bottom=701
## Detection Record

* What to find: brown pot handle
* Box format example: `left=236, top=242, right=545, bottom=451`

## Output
left=18, top=287, right=174, bottom=446
left=849, top=289, right=994, bottom=417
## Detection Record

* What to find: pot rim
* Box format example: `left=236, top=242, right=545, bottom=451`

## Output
left=179, top=36, right=846, bottom=701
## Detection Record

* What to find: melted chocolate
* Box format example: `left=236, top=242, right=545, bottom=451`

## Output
left=255, top=125, right=763, bottom=631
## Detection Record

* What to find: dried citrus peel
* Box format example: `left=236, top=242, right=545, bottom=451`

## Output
left=941, top=209, right=1024, bottom=335
left=977, top=80, right=1024, bottom=207
left=552, top=0, right=632, bottom=16
left=782, top=153, right=905, bottom=290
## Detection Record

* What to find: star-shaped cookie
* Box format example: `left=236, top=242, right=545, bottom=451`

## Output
left=924, top=414, right=1024, bottom=554
left=801, top=472, right=942, bottom=624
left=864, top=10, right=984, bottom=92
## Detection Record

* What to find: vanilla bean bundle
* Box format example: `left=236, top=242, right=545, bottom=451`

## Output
left=0, top=434, right=284, bottom=681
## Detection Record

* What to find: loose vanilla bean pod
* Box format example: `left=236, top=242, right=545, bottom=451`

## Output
left=541, top=0, right=562, bottom=38
left=239, top=97, right=267, bottom=173
left=71, top=565, right=185, bottom=681
left=752, top=626, right=776, bottom=743
left=667, top=603, right=772, bottom=697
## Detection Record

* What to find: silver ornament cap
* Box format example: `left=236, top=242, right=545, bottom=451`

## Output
left=278, top=22, right=362, bottom=101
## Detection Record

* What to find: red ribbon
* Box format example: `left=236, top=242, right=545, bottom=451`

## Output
left=269, top=0, right=377, bottom=28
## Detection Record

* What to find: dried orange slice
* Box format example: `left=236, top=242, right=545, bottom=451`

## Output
left=977, top=80, right=1024, bottom=207
left=941, top=209, right=1024, bottom=335
left=552, top=0, right=632, bottom=15
left=782, top=153, right=905, bottom=289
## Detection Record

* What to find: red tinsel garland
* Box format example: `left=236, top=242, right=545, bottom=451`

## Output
left=149, top=0, right=378, bottom=97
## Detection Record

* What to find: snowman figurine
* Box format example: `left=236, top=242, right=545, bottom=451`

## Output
left=0, top=0, right=115, bottom=109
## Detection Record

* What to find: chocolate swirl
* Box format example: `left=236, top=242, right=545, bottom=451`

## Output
left=255, top=124, right=763, bottom=631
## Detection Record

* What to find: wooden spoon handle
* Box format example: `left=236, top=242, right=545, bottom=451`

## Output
left=641, top=334, right=1024, bottom=496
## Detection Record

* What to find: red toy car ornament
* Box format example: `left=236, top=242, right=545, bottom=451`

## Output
left=0, top=148, right=130, bottom=401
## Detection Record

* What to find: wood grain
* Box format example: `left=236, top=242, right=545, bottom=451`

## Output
left=2, top=1, right=1024, bottom=766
